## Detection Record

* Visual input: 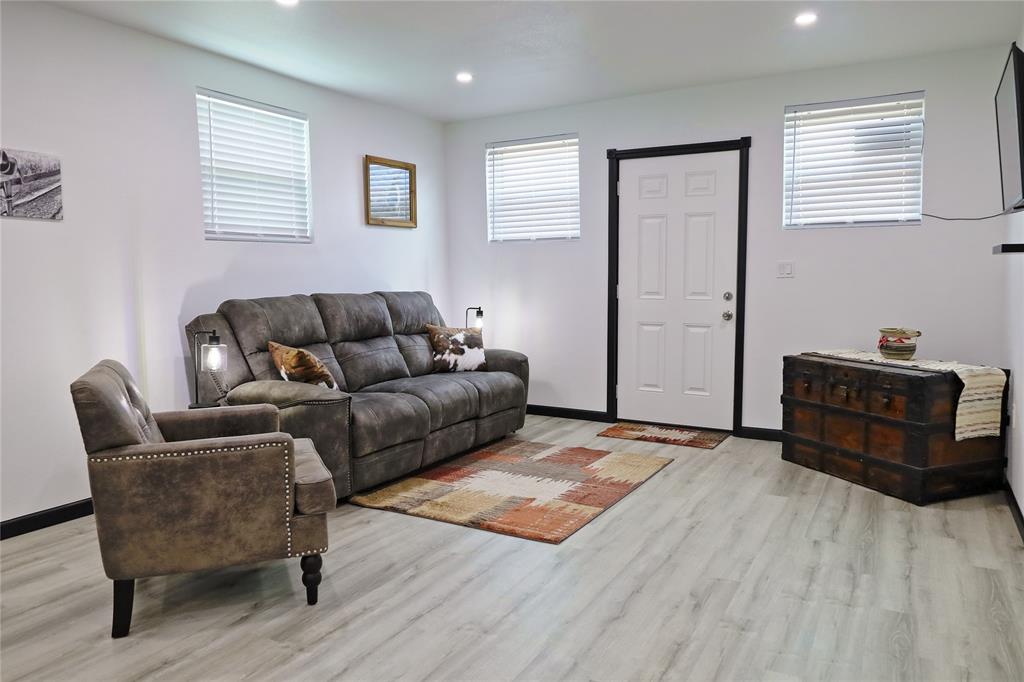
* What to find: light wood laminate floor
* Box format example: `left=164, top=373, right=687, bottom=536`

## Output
left=2, top=416, right=1023, bottom=681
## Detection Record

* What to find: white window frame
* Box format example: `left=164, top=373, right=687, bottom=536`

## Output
left=783, top=91, right=925, bottom=229
left=196, top=87, right=313, bottom=243
left=485, top=133, right=581, bottom=242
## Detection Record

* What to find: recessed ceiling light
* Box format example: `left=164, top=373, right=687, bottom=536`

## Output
left=276, top=0, right=299, bottom=7
left=456, top=71, right=474, bottom=84
left=795, top=11, right=817, bottom=27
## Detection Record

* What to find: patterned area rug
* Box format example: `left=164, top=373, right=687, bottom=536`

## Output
left=598, top=422, right=730, bottom=449
left=349, top=438, right=671, bottom=544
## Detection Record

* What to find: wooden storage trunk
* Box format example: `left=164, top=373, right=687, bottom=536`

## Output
left=781, top=353, right=1008, bottom=505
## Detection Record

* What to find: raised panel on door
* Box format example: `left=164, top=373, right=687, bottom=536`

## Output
left=682, top=324, right=713, bottom=397
left=683, top=213, right=714, bottom=300
left=685, top=170, right=716, bottom=196
left=637, top=215, right=667, bottom=299
left=639, top=174, right=668, bottom=199
left=635, top=322, right=666, bottom=392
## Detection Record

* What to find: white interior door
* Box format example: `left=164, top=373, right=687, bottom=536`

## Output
left=616, top=151, right=739, bottom=430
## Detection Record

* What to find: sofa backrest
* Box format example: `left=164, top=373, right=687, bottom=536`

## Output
left=312, top=292, right=410, bottom=391
left=185, top=291, right=446, bottom=400
left=218, top=294, right=348, bottom=390
left=375, top=291, right=445, bottom=377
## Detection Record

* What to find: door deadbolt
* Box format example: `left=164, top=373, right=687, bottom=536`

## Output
left=723, top=291, right=734, bottom=301
left=722, top=310, right=734, bottom=321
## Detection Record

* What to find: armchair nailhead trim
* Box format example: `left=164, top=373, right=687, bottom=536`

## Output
left=284, top=446, right=293, bottom=556
left=91, top=441, right=288, bottom=462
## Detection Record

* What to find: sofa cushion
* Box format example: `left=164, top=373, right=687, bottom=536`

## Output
left=376, top=291, right=444, bottom=334
left=377, top=292, right=445, bottom=377
left=293, top=438, right=337, bottom=514
left=349, top=392, right=430, bottom=458
left=441, top=371, right=525, bottom=417
left=332, top=336, right=410, bottom=392
left=363, top=375, right=480, bottom=430
left=313, top=292, right=393, bottom=341
left=218, top=295, right=347, bottom=390
left=313, top=293, right=409, bottom=390
left=394, top=334, right=435, bottom=377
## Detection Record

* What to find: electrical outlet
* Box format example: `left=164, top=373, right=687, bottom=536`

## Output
left=776, top=261, right=795, bottom=278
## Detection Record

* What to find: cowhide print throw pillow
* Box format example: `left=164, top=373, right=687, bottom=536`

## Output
left=268, top=341, right=337, bottom=389
left=425, top=324, right=487, bottom=373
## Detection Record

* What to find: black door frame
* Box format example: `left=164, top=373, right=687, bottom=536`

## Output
left=606, top=137, right=751, bottom=434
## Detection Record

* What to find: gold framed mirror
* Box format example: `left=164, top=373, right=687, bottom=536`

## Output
left=364, top=155, right=417, bottom=228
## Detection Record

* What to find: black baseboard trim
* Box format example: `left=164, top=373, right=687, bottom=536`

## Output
left=1007, top=483, right=1024, bottom=545
left=526, top=404, right=615, bottom=423
left=734, top=427, right=784, bottom=442
left=526, top=404, right=784, bottom=443
left=1, top=498, right=93, bottom=540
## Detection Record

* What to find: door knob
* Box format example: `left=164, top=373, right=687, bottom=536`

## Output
left=722, top=310, right=734, bottom=321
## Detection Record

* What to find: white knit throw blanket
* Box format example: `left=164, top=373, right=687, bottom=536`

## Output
left=816, top=351, right=1006, bottom=441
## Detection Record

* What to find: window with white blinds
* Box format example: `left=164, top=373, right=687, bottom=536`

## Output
left=486, top=134, right=580, bottom=241
left=783, top=92, right=924, bottom=228
left=196, top=88, right=312, bottom=242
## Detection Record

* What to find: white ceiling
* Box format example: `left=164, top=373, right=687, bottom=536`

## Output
left=62, top=1, right=1023, bottom=122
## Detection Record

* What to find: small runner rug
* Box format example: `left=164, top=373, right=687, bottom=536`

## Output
left=349, top=438, right=671, bottom=544
left=597, top=422, right=730, bottom=449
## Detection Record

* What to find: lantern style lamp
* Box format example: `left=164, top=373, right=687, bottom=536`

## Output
left=465, top=307, right=484, bottom=330
left=191, top=329, right=227, bottom=407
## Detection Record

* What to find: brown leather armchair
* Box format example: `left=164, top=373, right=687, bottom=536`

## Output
left=70, top=360, right=334, bottom=638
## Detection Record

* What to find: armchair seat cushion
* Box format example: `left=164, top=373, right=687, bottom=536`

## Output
left=349, top=393, right=430, bottom=458
left=293, top=438, right=336, bottom=514
left=441, top=371, right=526, bottom=417
left=362, top=375, right=479, bottom=430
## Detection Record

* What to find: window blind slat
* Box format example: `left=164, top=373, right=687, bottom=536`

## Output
left=197, top=88, right=312, bottom=242
left=486, top=134, right=580, bottom=241
left=783, top=92, right=924, bottom=228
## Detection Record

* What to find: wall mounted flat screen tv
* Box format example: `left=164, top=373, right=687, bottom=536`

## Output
left=996, top=42, right=1024, bottom=212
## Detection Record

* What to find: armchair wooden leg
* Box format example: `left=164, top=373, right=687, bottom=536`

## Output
left=300, top=555, right=322, bottom=606
left=111, top=579, right=135, bottom=638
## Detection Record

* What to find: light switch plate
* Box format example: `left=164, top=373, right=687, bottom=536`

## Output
left=776, top=261, right=795, bottom=278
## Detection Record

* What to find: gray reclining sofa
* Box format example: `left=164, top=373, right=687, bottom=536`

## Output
left=186, top=291, right=529, bottom=498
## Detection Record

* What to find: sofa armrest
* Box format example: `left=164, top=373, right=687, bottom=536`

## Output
left=225, top=380, right=347, bottom=409
left=154, top=404, right=279, bottom=442
left=485, top=349, right=529, bottom=396
left=226, top=381, right=353, bottom=498
left=87, top=433, right=297, bottom=580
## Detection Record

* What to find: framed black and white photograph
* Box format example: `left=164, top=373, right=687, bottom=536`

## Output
left=1, top=148, right=63, bottom=220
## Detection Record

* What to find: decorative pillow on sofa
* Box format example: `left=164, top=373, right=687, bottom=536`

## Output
left=268, top=341, right=337, bottom=389
left=425, top=324, right=487, bottom=373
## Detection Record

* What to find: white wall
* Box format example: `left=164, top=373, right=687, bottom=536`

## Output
left=444, top=46, right=1010, bottom=429
left=1008, top=215, right=1024, bottom=503
left=0, top=3, right=448, bottom=520
left=1004, top=20, right=1024, bottom=504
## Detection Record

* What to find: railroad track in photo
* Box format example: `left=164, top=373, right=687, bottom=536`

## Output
left=1, top=149, right=63, bottom=220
